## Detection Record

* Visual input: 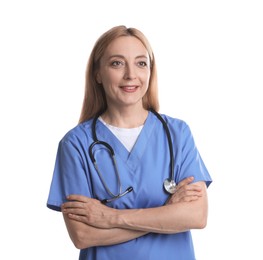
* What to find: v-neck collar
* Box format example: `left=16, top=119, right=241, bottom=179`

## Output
left=95, top=111, right=158, bottom=172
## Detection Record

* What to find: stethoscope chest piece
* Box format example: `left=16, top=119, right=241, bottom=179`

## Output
left=164, top=179, right=177, bottom=194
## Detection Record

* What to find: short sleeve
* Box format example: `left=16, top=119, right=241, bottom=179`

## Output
left=176, top=123, right=212, bottom=187
left=47, top=140, right=91, bottom=211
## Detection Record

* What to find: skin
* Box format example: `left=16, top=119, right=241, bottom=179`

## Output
left=62, top=36, right=208, bottom=249
left=96, top=36, right=151, bottom=127
left=62, top=177, right=206, bottom=249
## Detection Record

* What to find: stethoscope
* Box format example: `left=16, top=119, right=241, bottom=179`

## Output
left=88, top=109, right=176, bottom=204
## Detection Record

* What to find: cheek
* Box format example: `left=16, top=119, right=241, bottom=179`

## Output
left=141, top=71, right=151, bottom=86
left=101, top=71, right=121, bottom=86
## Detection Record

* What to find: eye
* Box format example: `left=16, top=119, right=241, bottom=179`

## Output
left=110, top=60, right=124, bottom=67
left=137, top=61, right=148, bottom=67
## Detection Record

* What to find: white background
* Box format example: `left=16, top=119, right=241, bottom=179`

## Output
left=1, top=0, right=262, bottom=259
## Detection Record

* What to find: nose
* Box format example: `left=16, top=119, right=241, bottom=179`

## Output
left=124, top=63, right=136, bottom=80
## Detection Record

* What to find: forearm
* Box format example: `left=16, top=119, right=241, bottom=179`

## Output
left=116, top=199, right=207, bottom=234
left=63, top=213, right=147, bottom=249
left=113, top=182, right=208, bottom=234
left=62, top=181, right=208, bottom=237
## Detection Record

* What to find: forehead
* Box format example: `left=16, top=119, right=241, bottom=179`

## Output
left=103, top=36, right=149, bottom=58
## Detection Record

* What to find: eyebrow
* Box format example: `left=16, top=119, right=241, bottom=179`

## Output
left=107, top=54, right=149, bottom=60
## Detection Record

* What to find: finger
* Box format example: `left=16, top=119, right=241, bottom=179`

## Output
left=66, top=194, right=89, bottom=202
left=180, top=190, right=202, bottom=197
left=62, top=207, right=87, bottom=215
left=62, top=201, right=85, bottom=209
left=169, top=195, right=200, bottom=204
left=168, top=189, right=202, bottom=204
left=182, top=196, right=200, bottom=202
left=67, top=213, right=88, bottom=223
left=174, top=188, right=202, bottom=200
left=176, top=183, right=202, bottom=194
left=176, top=176, right=194, bottom=189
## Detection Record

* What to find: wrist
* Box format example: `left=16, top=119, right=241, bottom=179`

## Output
left=112, top=209, right=124, bottom=228
left=105, top=208, right=123, bottom=228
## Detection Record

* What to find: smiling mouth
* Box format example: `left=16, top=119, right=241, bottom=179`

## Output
left=120, top=85, right=138, bottom=92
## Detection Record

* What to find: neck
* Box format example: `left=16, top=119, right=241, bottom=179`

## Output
left=101, top=106, right=148, bottom=128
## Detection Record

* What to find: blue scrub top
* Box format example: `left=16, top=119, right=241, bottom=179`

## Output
left=47, top=111, right=212, bottom=260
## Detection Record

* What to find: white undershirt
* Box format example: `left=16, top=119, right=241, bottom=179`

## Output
left=99, top=117, right=143, bottom=152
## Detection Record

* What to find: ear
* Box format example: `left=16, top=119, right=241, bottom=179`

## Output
left=96, top=72, right=102, bottom=84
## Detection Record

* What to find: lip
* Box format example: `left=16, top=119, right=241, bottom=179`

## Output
left=120, top=85, right=139, bottom=93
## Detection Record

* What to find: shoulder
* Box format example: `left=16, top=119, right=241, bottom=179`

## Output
left=156, top=113, right=195, bottom=142
left=59, top=119, right=93, bottom=145
left=160, top=113, right=189, bottom=131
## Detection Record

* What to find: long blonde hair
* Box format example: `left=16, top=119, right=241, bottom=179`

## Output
left=79, top=25, right=159, bottom=123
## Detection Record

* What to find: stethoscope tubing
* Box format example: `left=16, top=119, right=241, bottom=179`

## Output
left=89, top=109, right=175, bottom=203
left=149, top=109, right=175, bottom=181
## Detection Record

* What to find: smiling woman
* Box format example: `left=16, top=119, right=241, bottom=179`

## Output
left=95, top=36, right=151, bottom=122
left=78, top=26, right=159, bottom=124
left=46, top=25, right=212, bottom=260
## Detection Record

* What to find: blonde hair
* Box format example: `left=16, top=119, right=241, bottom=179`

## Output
left=79, top=25, right=159, bottom=123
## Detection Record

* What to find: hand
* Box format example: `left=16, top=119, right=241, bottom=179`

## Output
left=166, top=177, right=203, bottom=205
left=61, top=195, right=117, bottom=229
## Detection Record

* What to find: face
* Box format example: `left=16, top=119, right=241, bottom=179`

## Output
left=96, top=36, right=151, bottom=110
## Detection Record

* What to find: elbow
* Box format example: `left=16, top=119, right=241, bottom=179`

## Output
left=196, top=215, right=207, bottom=229
left=63, top=214, right=94, bottom=249
left=190, top=216, right=207, bottom=230
left=75, top=243, right=88, bottom=250
left=193, top=208, right=208, bottom=230
left=73, top=240, right=87, bottom=250
left=70, top=230, right=91, bottom=250
left=193, top=188, right=209, bottom=230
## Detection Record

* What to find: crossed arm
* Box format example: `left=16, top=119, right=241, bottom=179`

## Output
left=62, top=177, right=208, bottom=249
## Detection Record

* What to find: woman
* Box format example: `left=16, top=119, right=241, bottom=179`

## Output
left=47, top=25, right=212, bottom=260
